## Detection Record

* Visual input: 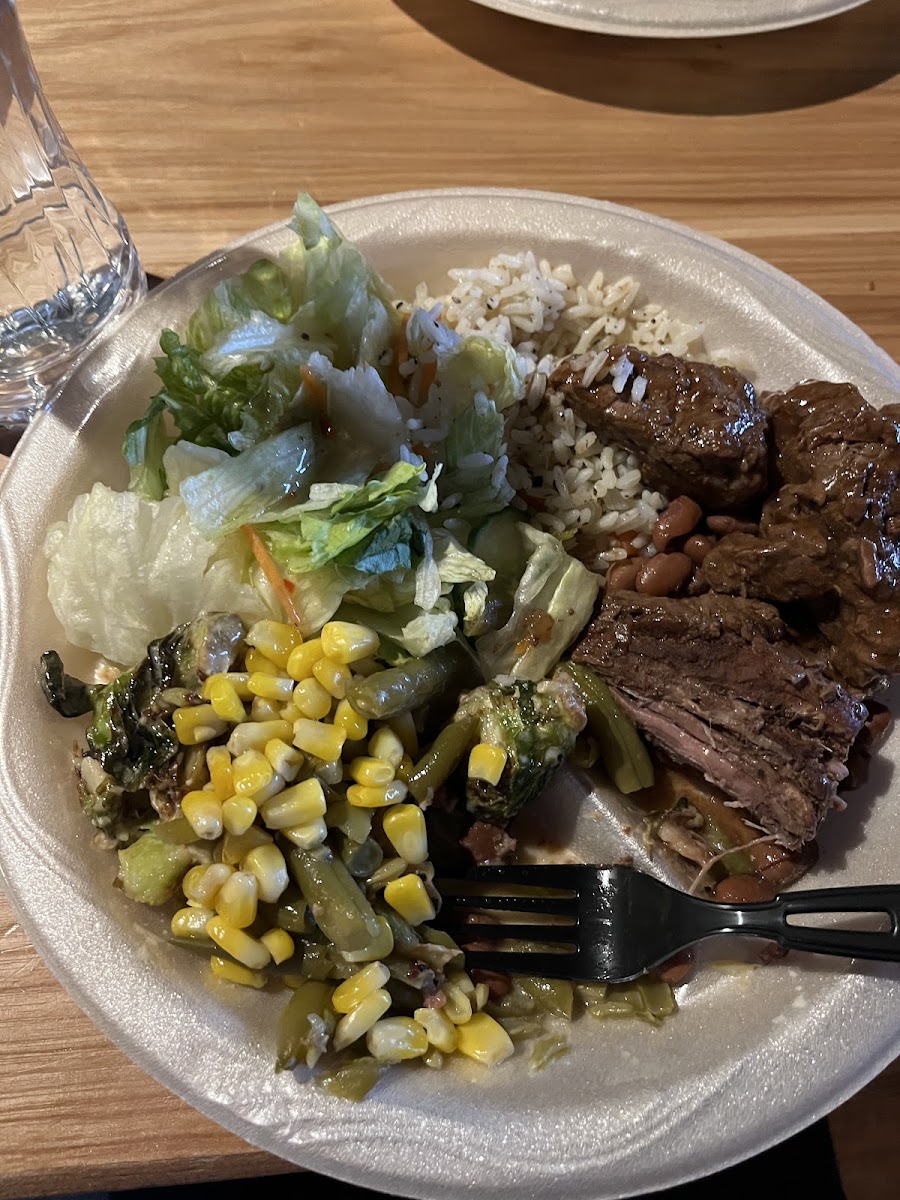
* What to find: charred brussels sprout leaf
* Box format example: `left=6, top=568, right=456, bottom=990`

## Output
left=459, top=667, right=586, bottom=822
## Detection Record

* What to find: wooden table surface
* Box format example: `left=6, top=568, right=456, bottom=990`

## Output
left=3, top=0, right=899, bottom=1196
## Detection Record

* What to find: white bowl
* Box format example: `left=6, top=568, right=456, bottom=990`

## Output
left=1, top=189, right=898, bottom=1200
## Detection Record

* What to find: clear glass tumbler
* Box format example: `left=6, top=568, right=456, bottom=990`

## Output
left=0, top=1, right=146, bottom=426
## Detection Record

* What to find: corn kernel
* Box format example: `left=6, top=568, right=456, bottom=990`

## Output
left=292, top=677, right=333, bottom=720
left=423, top=1049, right=444, bottom=1070
left=202, top=672, right=252, bottom=701
left=206, top=746, right=234, bottom=801
left=312, top=657, right=352, bottom=700
left=264, top=738, right=304, bottom=782
left=474, top=982, right=490, bottom=1011
left=248, top=671, right=295, bottom=703
left=210, top=955, right=267, bottom=989
left=215, top=870, right=259, bottom=928
left=368, top=726, right=404, bottom=770
left=279, top=817, right=328, bottom=849
left=262, top=777, right=326, bottom=829
left=366, top=1016, right=428, bottom=1063
left=243, top=843, right=289, bottom=903
left=222, top=795, right=258, bottom=836
left=332, top=961, right=391, bottom=1014
left=449, top=970, right=475, bottom=998
left=227, top=719, right=293, bottom=756
left=171, top=905, right=216, bottom=942
left=333, top=699, right=368, bottom=741
left=321, top=620, right=380, bottom=665
left=348, top=756, right=395, bottom=787
left=206, top=675, right=247, bottom=723
left=280, top=703, right=302, bottom=724
left=173, top=705, right=227, bottom=746
left=340, top=915, right=395, bottom=963
left=455, top=1012, right=515, bottom=1066
left=244, top=647, right=281, bottom=676
left=261, top=928, right=295, bottom=964
left=387, top=711, right=418, bottom=758
left=251, top=773, right=286, bottom=805
left=468, top=743, right=508, bottom=786
left=206, top=918, right=271, bottom=970
left=347, top=780, right=408, bottom=808
left=414, top=1006, right=460, bottom=1053
left=382, top=804, right=428, bottom=864
left=181, top=791, right=223, bottom=840
left=286, top=637, right=324, bottom=681
left=251, top=695, right=283, bottom=723
left=182, top=862, right=234, bottom=907
left=442, top=981, right=473, bottom=1025
left=332, top=987, right=392, bottom=1051
left=292, top=718, right=346, bottom=761
left=221, top=825, right=272, bottom=864
left=383, top=873, right=435, bottom=925
left=232, top=749, right=274, bottom=796
left=245, top=619, right=303, bottom=669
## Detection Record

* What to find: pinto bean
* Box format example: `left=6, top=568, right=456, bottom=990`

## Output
left=713, top=875, right=778, bottom=904
left=706, top=515, right=760, bottom=536
left=635, top=552, right=693, bottom=597
left=606, top=559, right=642, bottom=591
left=656, top=949, right=694, bottom=986
left=651, top=496, right=703, bottom=552
left=683, top=534, right=717, bottom=565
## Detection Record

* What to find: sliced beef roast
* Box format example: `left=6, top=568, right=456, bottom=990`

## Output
left=571, top=591, right=868, bottom=849
left=549, top=346, right=768, bottom=512
left=697, top=381, right=900, bottom=688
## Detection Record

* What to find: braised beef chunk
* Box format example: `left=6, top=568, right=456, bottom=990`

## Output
left=697, top=382, right=900, bottom=687
left=549, top=346, right=768, bottom=512
left=572, top=591, right=868, bottom=849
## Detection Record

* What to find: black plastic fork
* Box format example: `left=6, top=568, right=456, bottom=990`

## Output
left=434, top=864, right=900, bottom=983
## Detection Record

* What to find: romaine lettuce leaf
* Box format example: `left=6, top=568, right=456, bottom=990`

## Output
left=279, top=194, right=399, bottom=369
left=44, top=483, right=272, bottom=666
left=180, top=424, right=315, bottom=540
left=476, top=526, right=601, bottom=682
left=257, top=461, right=427, bottom=575
left=439, top=393, right=515, bottom=522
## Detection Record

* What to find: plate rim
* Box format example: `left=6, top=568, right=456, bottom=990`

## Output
left=463, top=0, right=874, bottom=38
left=1, top=186, right=899, bottom=1199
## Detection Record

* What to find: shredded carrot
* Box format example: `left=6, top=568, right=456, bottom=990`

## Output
left=300, top=366, right=327, bottom=406
left=242, top=524, right=303, bottom=627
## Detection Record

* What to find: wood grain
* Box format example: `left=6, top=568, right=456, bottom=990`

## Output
left=3, top=0, right=899, bottom=1195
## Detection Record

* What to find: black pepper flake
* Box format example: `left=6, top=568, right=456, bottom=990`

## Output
left=301, top=332, right=309, bottom=341
left=395, top=301, right=403, bottom=309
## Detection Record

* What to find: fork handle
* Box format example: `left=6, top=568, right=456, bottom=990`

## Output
left=696, top=883, right=900, bottom=961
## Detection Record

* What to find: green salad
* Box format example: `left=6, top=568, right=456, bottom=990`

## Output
left=40, top=195, right=669, bottom=1100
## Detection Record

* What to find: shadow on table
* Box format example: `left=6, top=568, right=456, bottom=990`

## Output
left=393, top=0, right=900, bottom=115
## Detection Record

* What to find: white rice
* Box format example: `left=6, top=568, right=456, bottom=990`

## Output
left=417, top=251, right=707, bottom=577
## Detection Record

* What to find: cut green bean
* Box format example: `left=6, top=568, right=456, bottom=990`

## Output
left=565, top=663, right=654, bottom=793
left=289, top=846, right=386, bottom=955
left=406, top=715, right=478, bottom=804
left=319, top=1055, right=386, bottom=1102
left=345, top=645, right=470, bottom=720
left=276, top=980, right=334, bottom=1071
left=517, top=976, right=574, bottom=1020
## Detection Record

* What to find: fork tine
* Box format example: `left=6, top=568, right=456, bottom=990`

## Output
left=436, top=921, right=578, bottom=945
left=461, top=950, right=582, bottom=977
left=436, top=893, right=578, bottom=915
left=464, top=864, right=584, bottom=890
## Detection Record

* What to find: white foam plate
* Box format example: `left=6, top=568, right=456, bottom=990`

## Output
left=468, top=0, right=872, bottom=37
left=1, top=189, right=899, bottom=1199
